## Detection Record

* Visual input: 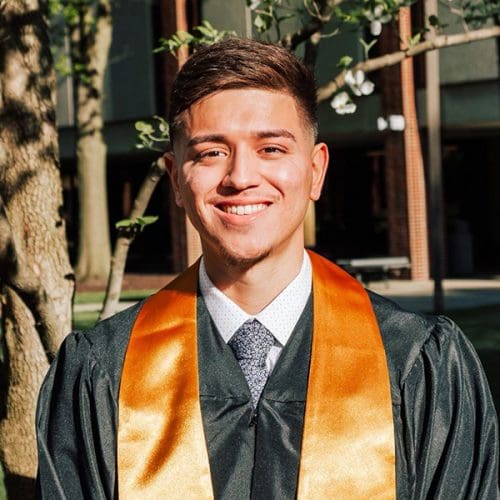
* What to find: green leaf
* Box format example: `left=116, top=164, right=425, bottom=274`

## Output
left=197, top=25, right=212, bottom=37
left=137, top=215, right=159, bottom=227
left=254, top=13, right=270, bottom=31
left=178, top=30, right=194, bottom=42
left=408, top=33, right=421, bottom=46
left=135, top=121, right=154, bottom=134
left=116, top=216, right=158, bottom=231
left=276, top=13, right=295, bottom=22
left=201, top=20, right=214, bottom=29
left=337, top=55, right=353, bottom=68
left=115, top=219, right=133, bottom=229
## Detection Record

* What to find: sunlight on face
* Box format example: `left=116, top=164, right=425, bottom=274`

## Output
left=167, top=88, right=329, bottom=272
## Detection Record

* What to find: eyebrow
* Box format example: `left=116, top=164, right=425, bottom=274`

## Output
left=253, top=129, right=297, bottom=142
left=186, top=129, right=297, bottom=148
left=186, top=134, right=226, bottom=148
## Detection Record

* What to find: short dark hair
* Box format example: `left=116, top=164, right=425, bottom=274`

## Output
left=168, top=37, right=318, bottom=144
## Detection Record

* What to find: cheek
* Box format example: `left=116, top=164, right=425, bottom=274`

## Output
left=182, top=168, right=220, bottom=206
left=268, top=159, right=312, bottom=195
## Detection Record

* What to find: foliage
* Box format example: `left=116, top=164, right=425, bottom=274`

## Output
left=152, top=0, right=500, bottom=117
left=135, top=116, right=170, bottom=152
left=249, top=0, right=498, bottom=111
left=155, top=21, right=237, bottom=55
left=115, top=215, right=159, bottom=234
left=48, top=0, right=101, bottom=81
left=463, top=0, right=500, bottom=26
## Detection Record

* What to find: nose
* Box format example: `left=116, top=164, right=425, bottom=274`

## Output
left=221, top=148, right=260, bottom=191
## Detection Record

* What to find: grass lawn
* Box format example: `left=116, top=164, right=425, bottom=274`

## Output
left=72, top=290, right=155, bottom=331
left=74, top=289, right=156, bottom=305
left=447, top=304, right=500, bottom=350
left=447, top=304, right=500, bottom=415
left=73, top=310, right=100, bottom=331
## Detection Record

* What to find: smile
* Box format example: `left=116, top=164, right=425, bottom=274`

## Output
left=220, top=203, right=267, bottom=215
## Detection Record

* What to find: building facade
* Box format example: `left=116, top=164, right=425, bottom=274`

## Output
left=55, top=0, right=500, bottom=276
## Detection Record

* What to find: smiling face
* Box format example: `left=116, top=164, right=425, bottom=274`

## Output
left=166, top=88, right=328, bottom=273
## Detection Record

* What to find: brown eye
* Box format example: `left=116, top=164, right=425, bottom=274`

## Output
left=196, top=149, right=226, bottom=160
left=261, top=146, right=286, bottom=155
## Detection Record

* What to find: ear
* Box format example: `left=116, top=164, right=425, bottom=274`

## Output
left=310, top=142, right=329, bottom=201
left=163, top=152, right=184, bottom=207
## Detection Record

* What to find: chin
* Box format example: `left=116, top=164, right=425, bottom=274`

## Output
left=219, top=245, right=271, bottom=271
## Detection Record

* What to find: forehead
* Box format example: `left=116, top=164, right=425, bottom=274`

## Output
left=175, top=88, right=312, bottom=143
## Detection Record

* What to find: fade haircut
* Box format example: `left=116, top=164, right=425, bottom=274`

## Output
left=168, top=37, right=318, bottom=145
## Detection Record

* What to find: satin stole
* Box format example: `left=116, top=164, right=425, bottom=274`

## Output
left=117, top=251, right=395, bottom=498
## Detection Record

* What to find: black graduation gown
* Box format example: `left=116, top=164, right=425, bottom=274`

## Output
left=35, top=291, right=500, bottom=499
left=197, top=295, right=313, bottom=499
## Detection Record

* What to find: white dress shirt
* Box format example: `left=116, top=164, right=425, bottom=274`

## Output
left=198, top=252, right=312, bottom=372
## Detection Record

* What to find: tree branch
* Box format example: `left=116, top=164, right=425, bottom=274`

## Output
left=282, top=17, right=324, bottom=50
left=99, top=157, right=167, bottom=320
left=317, top=25, right=500, bottom=102
left=282, top=0, right=331, bottom=50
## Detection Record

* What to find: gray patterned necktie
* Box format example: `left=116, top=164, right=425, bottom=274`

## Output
left=228, top=319, right=275, bottom=408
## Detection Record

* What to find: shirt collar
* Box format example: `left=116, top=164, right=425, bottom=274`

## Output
left=199, top=252, right=312, bottom=347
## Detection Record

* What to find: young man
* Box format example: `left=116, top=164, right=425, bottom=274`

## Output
left=36, top=38, right=498, bottom=499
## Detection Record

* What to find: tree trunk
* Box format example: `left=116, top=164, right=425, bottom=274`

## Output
left=0, top=2, right=74, bottom=498
left=73, top=0, right=113, bottom=283
left=75, top=129, right=111, bottom=282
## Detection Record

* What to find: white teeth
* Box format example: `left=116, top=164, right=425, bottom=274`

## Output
left=223, top=204, right=266, bottom=215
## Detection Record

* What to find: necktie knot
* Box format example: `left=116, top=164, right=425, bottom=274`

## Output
left=229, top=319, right=274, bottom=364
left=229, top=319, right=274, bottom=407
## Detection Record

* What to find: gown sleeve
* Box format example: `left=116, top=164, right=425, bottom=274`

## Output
left=396, top=316, right=499, bottom=499
left=35, top=331, right=117, bottom=500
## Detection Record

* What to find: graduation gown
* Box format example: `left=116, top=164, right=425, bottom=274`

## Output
left=36, top=290, right=499, bottom=499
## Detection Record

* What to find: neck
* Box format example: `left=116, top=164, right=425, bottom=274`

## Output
left=204, top=247, right=305, bottom=315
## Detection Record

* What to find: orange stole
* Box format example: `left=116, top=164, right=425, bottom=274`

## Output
left=117, top=251, right=395, bottom=498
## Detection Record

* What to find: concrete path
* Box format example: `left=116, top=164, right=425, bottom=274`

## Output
left=369, top=278, right=500, bottom=313
left=74, top=301, right=139, bottom=314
